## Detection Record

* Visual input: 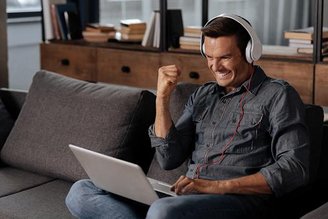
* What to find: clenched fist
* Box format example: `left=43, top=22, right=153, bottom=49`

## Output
left=157, top=65, right=181, bottom=99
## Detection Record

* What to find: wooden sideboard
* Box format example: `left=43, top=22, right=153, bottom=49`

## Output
left=40, top=42, right=324, bottom=105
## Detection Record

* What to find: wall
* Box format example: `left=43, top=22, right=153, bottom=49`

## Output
left=7, top=17, right=42, bottom=90
left=0, top=1, right=8, bottom=87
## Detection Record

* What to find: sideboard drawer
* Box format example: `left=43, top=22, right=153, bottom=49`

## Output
left=40, top=43, right=97, bottom=81
left=161, top=53, right=213, bottom=84
left=97, top=49, right=160, bottom=88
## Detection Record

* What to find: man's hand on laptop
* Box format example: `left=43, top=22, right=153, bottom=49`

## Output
left=171, top=175, right=225, bottom=195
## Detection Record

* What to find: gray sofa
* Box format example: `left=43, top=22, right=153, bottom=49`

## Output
left=0, top=70, right=327, bottom=218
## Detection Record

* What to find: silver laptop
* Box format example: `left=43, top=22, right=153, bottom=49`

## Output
left=69, top=144, right=177, bottom=205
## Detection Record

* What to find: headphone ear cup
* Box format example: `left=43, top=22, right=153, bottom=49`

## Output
left=245, top=40, right=252, bottom=63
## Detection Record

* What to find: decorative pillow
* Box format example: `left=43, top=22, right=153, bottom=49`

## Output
left=1, top=70, right=155, bottom=182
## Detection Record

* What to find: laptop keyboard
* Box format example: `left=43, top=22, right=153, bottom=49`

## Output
left=147, top=178, right=177, bottom=197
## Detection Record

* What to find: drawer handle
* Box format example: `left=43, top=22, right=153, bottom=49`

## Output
left=61, top=59, right=70, bottom=66
left=121, top=66, right=131, bottom=73
left=189, top=71, right=200, bottom=79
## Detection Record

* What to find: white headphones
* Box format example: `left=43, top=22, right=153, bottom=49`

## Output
left=200, top=13, right=262, bottom=63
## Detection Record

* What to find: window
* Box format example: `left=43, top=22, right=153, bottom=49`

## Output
left=7, top=0, right=41, bottom=18
left=100, top=0, right=159, bottom=27
left=208, top=0, right=312, bottom=45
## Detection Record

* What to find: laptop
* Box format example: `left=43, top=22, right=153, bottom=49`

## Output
left=69, top=144, right=177, bottom=205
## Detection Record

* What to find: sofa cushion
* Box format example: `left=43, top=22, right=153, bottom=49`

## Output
left=147, top=82, right=200, bottom=184
left=0, top=180, right=74, bottom=219
left=0, top=167, right=53, bottom=198
left=1, top=70, right=155, bottom=182
left=301, top=202, right=328, bottom=219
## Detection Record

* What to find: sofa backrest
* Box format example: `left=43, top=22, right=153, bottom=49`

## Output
left=0, top=70, right=156, bottom=182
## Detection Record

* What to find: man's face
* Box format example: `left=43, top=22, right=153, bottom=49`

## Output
left=204, top=35, right=252, bottom=93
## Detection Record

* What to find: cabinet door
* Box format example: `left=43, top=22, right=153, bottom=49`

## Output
left=161, top=53, right=213, bottom=84
left=97, top=49, right=160, bottom=88
left=40, top=43, right=97, bottom=81
left=315, top=64, right=328, bottom=106
left=256, top=60, right=313, bottom=104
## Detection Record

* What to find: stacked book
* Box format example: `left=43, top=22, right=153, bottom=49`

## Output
left=49, top=2, right=83, bottom=40
left=141, top=11, right=160, bottom=48
left=142, top=11, right=160, bottom=48
left=179, top=26, right=201, bottom=51
left=284, top=26, right=328, bottom=55
left=142, top=9, right=183, bottom=48
left=118, top=19, right=147, bottom=42
left=82, top=23, right=116, bottom=43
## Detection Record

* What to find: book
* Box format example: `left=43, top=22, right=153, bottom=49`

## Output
left=141, top=11, right=157, bottom=47
left=297, top=46, right=328, bottom=55
left=166, top=9, right=184, bottom=48
left=50, top=4, right=61, bottom=40
left=284, top=27, right=328, bottom=41
left=120, top=33, right=144, bottom=41
left=262, top=45, right=300, bottom=56
left=82, top=31, right=115, bottom=42
left=289, top=41, right=328, bottom=49
left=66, top=10, right=83, bottom=39
left=54, top=3, right=81, bottom=40
left=180, top=44, right=199, bottom=51
left=42, top=0, right=66, bottom=41
left=179, top=36, right=200, bottom=44
left=86, top=23, right=116, bottom=33
left=120, top=19, right=146, bottom=30
left=184, top=26, right=202, bottom=37
left=153, top=12, right=161, bottom=48
left=120, top=26, right=146, bottom=34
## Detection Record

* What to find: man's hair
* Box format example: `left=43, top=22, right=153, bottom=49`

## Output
left=201, top=17, right=251, bottom=60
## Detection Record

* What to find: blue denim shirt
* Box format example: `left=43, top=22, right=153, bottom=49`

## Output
left=149, top=66, right=310, bottom=197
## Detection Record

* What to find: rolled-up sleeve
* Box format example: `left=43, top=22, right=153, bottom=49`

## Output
left=148, top=93, right=197, bottom=170
left=260, top=84, right=310, bottom=197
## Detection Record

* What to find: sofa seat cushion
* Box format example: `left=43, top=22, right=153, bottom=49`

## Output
left=0, top=167, right=54, bottom=197
left=0, top=180, right=74, bottom=219
left=301, top=202, right=328, bottom=219
left=1, top=71, right=155, bottom=182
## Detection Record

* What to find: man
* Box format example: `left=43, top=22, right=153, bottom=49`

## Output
left=66, top=14, right=309, bottom=219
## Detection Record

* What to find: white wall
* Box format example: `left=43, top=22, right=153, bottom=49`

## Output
left=7, top=17, right=42, bottom=90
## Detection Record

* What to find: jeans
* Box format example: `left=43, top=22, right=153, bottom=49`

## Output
left=66, top=179, right=276, bottom=219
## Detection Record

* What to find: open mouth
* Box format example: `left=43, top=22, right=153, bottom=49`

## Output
left=216, top=71, right=232, bottom=79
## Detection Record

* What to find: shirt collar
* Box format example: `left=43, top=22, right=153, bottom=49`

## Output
left=242, top=66, right=267, bottom=96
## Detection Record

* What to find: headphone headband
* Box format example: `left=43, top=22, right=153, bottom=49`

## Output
left=200, top=13, right=262, bottom=63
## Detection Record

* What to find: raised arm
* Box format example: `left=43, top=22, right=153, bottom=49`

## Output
left=154, top=65, right=181, bottom=138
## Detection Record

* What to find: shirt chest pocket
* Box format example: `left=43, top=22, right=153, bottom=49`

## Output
left=229, top=111, right=264, bottom=136
left=192, top=106, right=208, bottom=144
